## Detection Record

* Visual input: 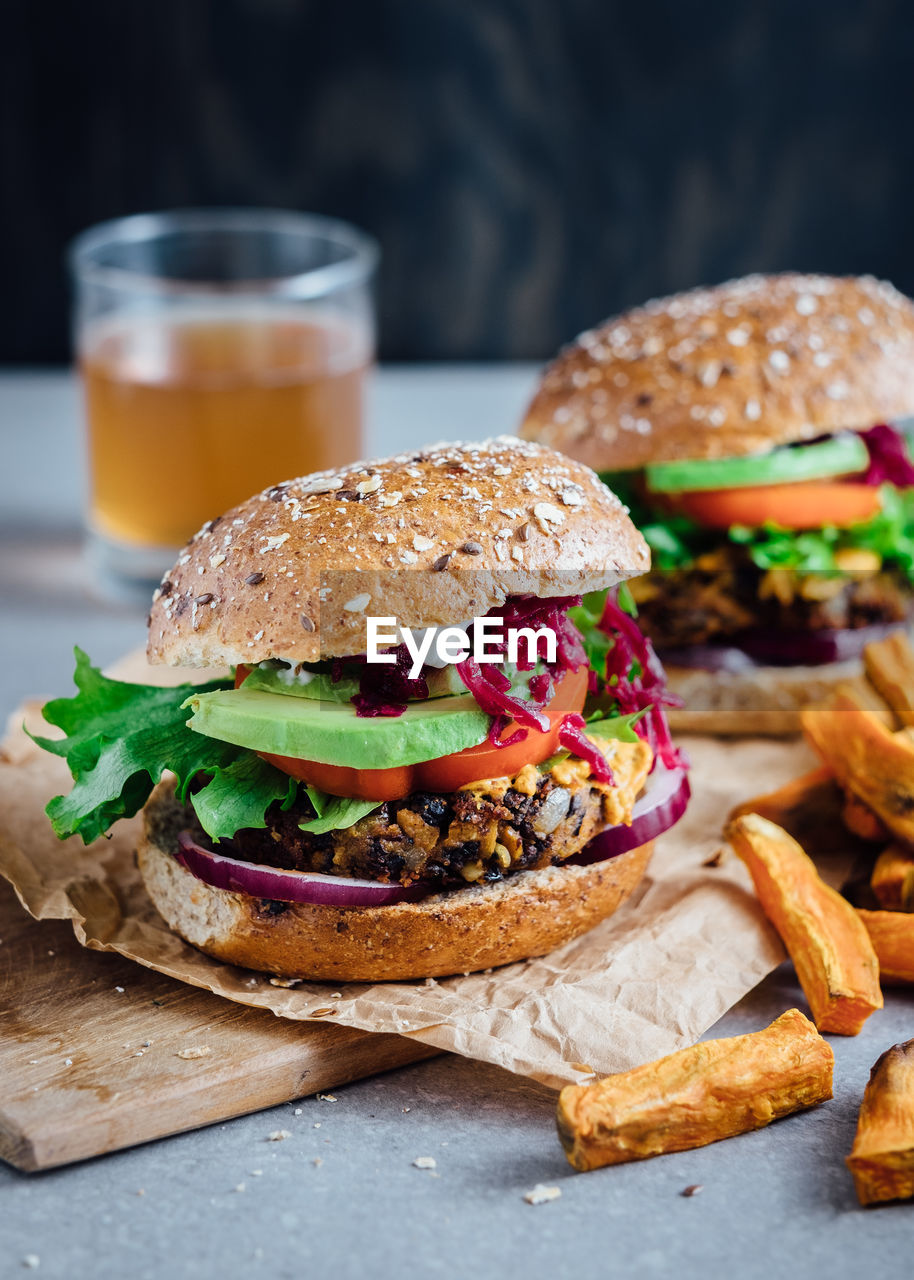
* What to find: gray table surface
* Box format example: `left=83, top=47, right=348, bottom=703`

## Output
left=1, top=370, right=912, bottom=1279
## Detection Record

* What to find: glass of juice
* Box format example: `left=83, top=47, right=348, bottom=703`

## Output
left=69, top=208, right=378, bottom=595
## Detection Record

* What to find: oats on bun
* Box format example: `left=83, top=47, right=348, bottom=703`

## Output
left=36, top=438, right=687, bottom=981
left=521, top=274, right=914, bottom=735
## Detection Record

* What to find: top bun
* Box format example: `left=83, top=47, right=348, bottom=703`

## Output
left=147, top=436, right=648, bottom=668
left=521, top=273, right=914, bottom=471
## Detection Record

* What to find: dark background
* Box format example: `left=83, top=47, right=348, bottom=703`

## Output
left=5, top=0, right=914, bottom=362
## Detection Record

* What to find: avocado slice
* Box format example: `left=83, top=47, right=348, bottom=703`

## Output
left=645, top=434, right=869, bottom=494
left=183, top=686, right=491, bottom=769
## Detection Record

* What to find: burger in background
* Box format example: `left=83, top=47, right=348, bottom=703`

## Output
left=521, top=274, right=914, bottom=734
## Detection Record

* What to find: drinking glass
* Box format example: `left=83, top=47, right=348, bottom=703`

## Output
left=69, top=208, right=378, bottom=595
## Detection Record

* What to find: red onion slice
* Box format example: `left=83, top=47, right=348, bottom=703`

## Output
left=661, top=620, right=910, bottom=670
left=733, top=620, right=907, bottom=667
left=176, top=831, right=431, bottom=907
left=860, top=423, right=914, bottom=487
left=568, top=764, right=691, bottom=865
left=658, top=644, right=759, bottom=674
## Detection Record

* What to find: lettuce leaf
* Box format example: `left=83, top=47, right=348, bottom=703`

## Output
left=730, top=485, right=914, bottom=578
left=568, top=586, right=641, bottom=682
left=568, top=593, right=614, bottom=672
left=534, top=708, right=646, bottom=774
left=584, top=707, right=648, bottom=743
left=31, top=649, right=292, bottom=844
left=190, top=754, right=298, bottom=841
left=299, top=788, right=381, bottom=835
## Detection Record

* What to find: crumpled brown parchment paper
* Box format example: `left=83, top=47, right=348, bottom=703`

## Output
left=0, top=654, right=814, bottom=1090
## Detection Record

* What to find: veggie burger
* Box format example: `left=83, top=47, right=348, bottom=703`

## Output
left=37, top=438, right=687, bottom=981
left=521, top=274, right=914, bottom=734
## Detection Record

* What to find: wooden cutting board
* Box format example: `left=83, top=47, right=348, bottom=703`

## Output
left=0, top=881, right=436, bottom=1171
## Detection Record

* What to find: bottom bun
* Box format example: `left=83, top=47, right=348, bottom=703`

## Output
left=137, top=784, right=653, bottom=981
left=665, top=658, right=867, bottom=737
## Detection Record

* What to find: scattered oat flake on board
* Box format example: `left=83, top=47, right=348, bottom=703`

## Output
left=318, top=1093, right=338, bottom=1102
left=176, top=1046, right=212, bottom=1060
left=524, top=1184, right=562, bottom=1205
left=681, top=1184, right=704, bottom=1197
left=267, top=1130, right=291, bottom=1142
left=412, top=1156, right=437, bottom=1170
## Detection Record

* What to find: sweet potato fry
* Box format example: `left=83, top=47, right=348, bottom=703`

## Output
left=556, top=1009, right=833, bottom=1172
left=858, top=909, right=914, bottom=983
left=842, top=791, right=889, bottom=842
left=728, top=766, right=860, bottom=856
left=827, top=675, right=897, bottom=727
left=801, top=705, right=914, bottom=847
left=729, top=766, right=834, bottom=826
left=847, top=1039, right=914, bottom=1205
left=871, top=846, right=914, bottom=912
left=727, top=813, right=882, bottom=1034
left=863, top=632, right=914, bottom=727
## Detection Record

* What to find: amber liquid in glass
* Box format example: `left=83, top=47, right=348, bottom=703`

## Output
left=81, top=307, right=368, bottom=549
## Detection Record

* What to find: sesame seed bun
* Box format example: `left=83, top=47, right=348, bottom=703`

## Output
left=147, top=436, right=649, bottom=668
left=520, top=274, right=914, bottom=471
left=137, top=780, right=652, bottom=981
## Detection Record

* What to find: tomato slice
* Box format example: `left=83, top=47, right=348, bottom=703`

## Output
left=236, top=664, right=589, bottom=800
left=668, top=481, right=882, bottom=531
